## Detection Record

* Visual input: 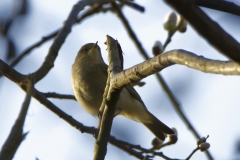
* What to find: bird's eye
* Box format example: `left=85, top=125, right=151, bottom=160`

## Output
left=82, top=48, right=90, bottom=54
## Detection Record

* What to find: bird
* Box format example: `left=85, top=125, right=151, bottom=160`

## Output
left=71, top=43, right=174, bottom=140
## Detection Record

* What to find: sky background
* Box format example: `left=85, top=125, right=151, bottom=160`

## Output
left=1, top=0, right=240, bottom=159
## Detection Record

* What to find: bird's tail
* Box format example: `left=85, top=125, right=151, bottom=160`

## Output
left=141, top=112, right=174, bottom=141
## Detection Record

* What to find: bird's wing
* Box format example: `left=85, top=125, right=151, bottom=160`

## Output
left=125, top=85, right=147, bottom=109
left=98, top=63, right=146, bottom=108
left=97, top=63, right=108, bottom=77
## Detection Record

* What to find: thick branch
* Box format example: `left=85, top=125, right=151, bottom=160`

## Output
left=0, top=59, right=25, bottom=83
left=164, top=0, right=240, bottom=62
left=93, top=35, right=122, bottom=160
left=195, top=0, right=240, bottom=16
left=111, top=49, right=240, bottom=89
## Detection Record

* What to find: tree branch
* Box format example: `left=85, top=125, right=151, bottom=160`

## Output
left=195, top=0, right=240, bottom=16
left=0, top=59, right=25, bottom=83
left=164, top=0, right=240, bottom=63
left=42, top=92, right=76, bottom=100
left=111, top=2, right=149, bottom=60
left=0, top=79, right=32, bottom=160
left=110, top=5, right=217, bottom=159
left=118, top=0, right=145, bottom=12
left=93, top=35, right=123, bottom=160
left=8, top=2, right=111, bottom=69
left=111, top=49, right=240, bottom=89
left=0, top=58, right=146, bottom=160
left=0, top=51, right=213, bottom=160
left=31, top=0, right=111, bottom=83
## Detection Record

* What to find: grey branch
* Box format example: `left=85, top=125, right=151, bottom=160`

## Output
left=0, top=79, right=32, bottom=160
left=111, top=49, right=240, bottom=89
left=93, top=35, right=123, bottom=160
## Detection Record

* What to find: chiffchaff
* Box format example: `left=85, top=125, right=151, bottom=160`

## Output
left=71, top=43, right=174, bottom=140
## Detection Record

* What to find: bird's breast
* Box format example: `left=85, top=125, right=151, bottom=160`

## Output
left=71, top=65, right=107, bottom=116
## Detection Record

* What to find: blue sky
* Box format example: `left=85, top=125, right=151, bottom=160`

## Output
left=1, top=0, right=240, bottom=159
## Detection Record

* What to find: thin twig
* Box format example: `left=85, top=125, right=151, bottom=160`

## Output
left=10, top=31, right=57, bottom=68
left=109, top=136, right=145, bottom=159
left=109, top=137, right=175, bottom=160
left=118, top=0, right=145, bottom=12
left=9, top=4, right=103, bottom=69
left=111, top=2, right=149, bottom=60
left=42, top=92, right=76, bottom=100
left=162, top=16, right=185, bottom=51
left=0, top=79, right=33, bottom=160
left=186, top=147, right=199, bottom=160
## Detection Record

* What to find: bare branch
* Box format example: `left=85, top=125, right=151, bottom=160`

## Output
left=10, top=31, right=57, bottom=68
left=164, top=0, right=240, bottom=63
left=111, top=2, right=149, bottom=60
left=0, top=79, right=32, bottom=160
left=9, top=2, right=110, bottom=69
left=3, top=47, right=234, bottom=159
left=195, top=0, right=240, bottom=16
left=31, top=0, right=111, bottom=83
left=0, top=59, right=25, bottom=83
left=111, top=49, right=240, bottom=90
left=186, top=147, right=199, bottom=160
left=0, top=59, right=145, bottom=160
left=93, top=35, right=123, bottom=160
left=0, top=57, right=205, bottom=160
left=165, top=50, right=240, bottom=75
left=109, top=137, right=145, bottom=159
left=42, top=92, right=76, bottom=100
left=118, top=0, right=145, bottom=12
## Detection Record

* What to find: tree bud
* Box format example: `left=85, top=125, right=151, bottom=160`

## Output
left=151, top=137, right=163, bottom=149
left=163, top=11, right=177, bottom=31
left=152, top=40, right=163, bottom=56
left=199, top=142, right=210, bottom=152
left=168, top=134, right=178, bottom=144
left=176, top=15, right=187, bottom=33
left=171, top=127, right=178, bottom=136
left=197, top=137, right=206, bottom=146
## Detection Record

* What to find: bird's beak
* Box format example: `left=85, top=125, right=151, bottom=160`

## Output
left=89, top=41, right=99, bottom=56
left=94, top=41, right=98, bottom=48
